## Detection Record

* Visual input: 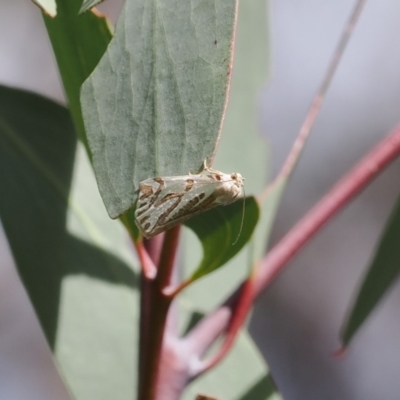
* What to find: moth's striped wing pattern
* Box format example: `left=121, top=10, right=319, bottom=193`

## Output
left=134, top=167, right=244, bottom=238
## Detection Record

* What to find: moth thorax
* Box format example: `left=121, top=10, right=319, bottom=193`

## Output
left=214, top=182, right=243, bottom=204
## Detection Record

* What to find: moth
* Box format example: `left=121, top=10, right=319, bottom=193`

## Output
left=134, top=162, right=244, bottom=238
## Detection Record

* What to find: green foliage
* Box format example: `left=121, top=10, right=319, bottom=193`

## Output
left=341, top=192, right=400, bottom=346
left=186, top=197, right=260, bottom=281
left=43, top=0, right=112, bottom=150
left=80, top=0, right=238, bottom=218
left=32, top=0, right=57, bottom=16
left=0, top=0, right=284, bottom=398
left=0, top=85, right=76, bottom=345
left=182, top=0, right=270, bottom=311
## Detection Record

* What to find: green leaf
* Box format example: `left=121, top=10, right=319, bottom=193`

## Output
left=182, top=0, right=270, bottom=311
left=55, top=145, right=140, bottom=400
left=81, top=0, right=239, bottom=218
left=42, top=0, right=112, bottom=151
left=79, top=0, right=103, bottom=14
left=0, top=85, right=76, bottom=345
left=32, top=0, right=57, bottom=16
left=43, top=0, right=141, bottom=248
left=185, top=197, right=260, bottom=281
left=341, top=193, right=400, bottom=346
left=0, top=85, right=140, bottom=399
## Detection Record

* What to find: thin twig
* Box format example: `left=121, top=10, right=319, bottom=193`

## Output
left=254, top=126, right=400, bottom=295
left=260, top=0, right=367, bottom=202
left=188, top=274, right=255, bottom=378
left=163, top=277, right=193, bottom=297
left=186, top=126, right=400, bottom=365
left=135, top=240, right=157, bottom=279
left=144, top=233, right=165, bottom=266
left=185, top=0, right=369, bottom=375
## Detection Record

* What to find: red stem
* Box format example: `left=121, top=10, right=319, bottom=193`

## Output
left=137, top=0, right=370, bottom=393
left=135, top=240, right=157, bottom=279
left=144, top=233, right=165, bottom=266
left=190, top=274, right=255, bottom=377
left=157, top=226, right=181, bottom=290
left=137, top=226, right=181, bottom=400
left=260, top=0, right=367, bottom=202
left=255, top=127, right=400, bottom=295
left=185, top=126, right=400, bottom=375
left=184, top=0, right=369, bottom=375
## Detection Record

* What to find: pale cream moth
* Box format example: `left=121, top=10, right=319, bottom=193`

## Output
left=134, top=163, right=244, bottom=238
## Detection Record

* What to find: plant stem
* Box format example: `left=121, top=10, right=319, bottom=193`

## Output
left=260, top=0, right=368, bottom=202
left=138, top=283, right=172, bottom=400
left=254, top=126, right=400, bottom=295
left=193, top=0, right=369, bottom=372
left=137, top=226, right=181, bottom=400
left=187, top=273, right=255, bottom=377
left=144, top=233, right=165, bottom=265
left=184, top=125, right=400, bottom=374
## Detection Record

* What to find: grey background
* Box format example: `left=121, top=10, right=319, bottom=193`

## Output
left=1, top=0, right=400, bottom=399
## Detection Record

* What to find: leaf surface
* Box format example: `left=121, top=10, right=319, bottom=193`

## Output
left=0, top=85, right=139, bottom=399
left=81, top=0, right=238, bottom=218
left=0, top=85, right=76, bottom=344
left=32, top=0, right=57, bottom=16
left=43, top=0, right=112, bottom=150
left=341, top=193, right=400, bottom=346
left=182, top=0, right=270, bottom=310
left=186, top=197, right=260, bottom=281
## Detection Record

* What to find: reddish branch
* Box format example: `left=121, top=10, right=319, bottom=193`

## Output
left=137, top=126, right=400, bottom=399
left=137, top=226, right=181, bottom=400
left=186, top=126, right=400, bottom=376
left=185, top=0, right=369, bottom=375
left=136, top=0, right=376, bottom=397
left=260, top=0, right=367, bottom=202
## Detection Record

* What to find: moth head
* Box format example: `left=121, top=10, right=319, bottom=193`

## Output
left=231, top=173, right=244, bottom=187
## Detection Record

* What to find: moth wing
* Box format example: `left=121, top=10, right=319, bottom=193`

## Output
left=135, top=174, right=221, bottom=238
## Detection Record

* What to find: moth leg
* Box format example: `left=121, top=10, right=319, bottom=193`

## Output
left=189, top=159, right=209, bottom=175
left=201, top=158, right=222, bottom=174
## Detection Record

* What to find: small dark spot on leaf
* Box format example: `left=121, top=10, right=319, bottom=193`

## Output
left=214, top=39, right=218, bottom=45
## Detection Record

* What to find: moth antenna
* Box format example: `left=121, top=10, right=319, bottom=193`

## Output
left=232, top=188, right=246, bottom=246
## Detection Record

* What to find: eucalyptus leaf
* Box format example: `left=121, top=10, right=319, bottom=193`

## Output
left=56, top=144, right=140, bottom=400
left=81, top=0, right=238, bottom=218
left=0, top=85, right=76, bottom=345
left=183, top=0, right=270, bottom=311
left=185, top=197, right=260, bottom=281
left=341, top=192, right=400, bottom=346
left=32, top=0, right=57, bottom=17
left=43, top=0, right=112, bottom=151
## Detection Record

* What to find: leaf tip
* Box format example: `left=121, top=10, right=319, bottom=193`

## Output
left=332, top=345, right=347, bottom=359
left=31, top=0, right=57, bottom=17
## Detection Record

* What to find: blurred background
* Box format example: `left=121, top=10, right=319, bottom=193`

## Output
left=1, top=0, right=400, bottom=399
